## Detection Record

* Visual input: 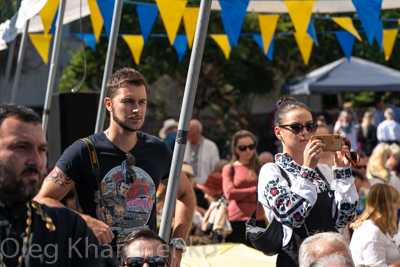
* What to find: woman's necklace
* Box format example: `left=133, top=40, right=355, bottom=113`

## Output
left=0, top=201, right=56, bottom=267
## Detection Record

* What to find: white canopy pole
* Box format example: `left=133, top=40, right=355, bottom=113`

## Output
left=9, top=20, right=29, bottom=104
left=159, top=0, right=212, bottom=242
left=1, top=40, right=16, bottom=103
left=42, top=0, right=67, bottom=133
left=94, top=0, right=124, bottom=133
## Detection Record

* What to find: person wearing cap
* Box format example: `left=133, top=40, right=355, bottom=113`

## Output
left=159, top=119, right=179, bottom=152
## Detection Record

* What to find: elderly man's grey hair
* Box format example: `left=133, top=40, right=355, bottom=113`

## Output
left=309, top=255, right=355, bottom=267
left=299, top=232, right=352, bottom=267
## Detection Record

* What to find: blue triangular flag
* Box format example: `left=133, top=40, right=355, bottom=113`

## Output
left=335, top=31, right=356, bottom=60
left=75, top=33, right=97, bottom=51
left=173, top=34, right=188, bottom=62
left=267, top=36, right=275, bottom=61
left=96, top=0, right=115, bottom=38
left=137, top=3, right=158, bottom=44
left=307, top=17, right=318, bottom=47
left=352, top=0, right=383, bottom=45
left=374, top=19, right=383, bottom=52
left=253, top=34, right=274, bottom=61
left=219, top=0, right=249, bottom=47
left=50, top=8, right=58, bottom=34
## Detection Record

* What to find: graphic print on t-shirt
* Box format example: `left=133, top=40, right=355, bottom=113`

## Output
left=94, top=165, right=155, bottom=237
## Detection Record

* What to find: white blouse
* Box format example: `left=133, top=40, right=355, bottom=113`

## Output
left=350, top=219, right=400, bottom=266
left=258, top=153, right=358, bottom=246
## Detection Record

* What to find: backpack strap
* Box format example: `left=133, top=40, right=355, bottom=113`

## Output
left=250, top=164, right=291, bottom=221
left=79, top=138, right=107, bottom=222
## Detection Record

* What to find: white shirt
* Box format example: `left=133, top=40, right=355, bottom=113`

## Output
left=350, top=219, right=400, bottom=266
left=377, top=120, right=400, bottom=143
left=333, top=121, right=359, bottom=151
left=184, top=137, right=220, bottom=185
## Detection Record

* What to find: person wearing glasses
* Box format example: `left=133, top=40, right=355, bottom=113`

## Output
left=258, top=97, right=358, bottom=267
left=120, top=228, right=170, bottom=267
left=222, top=130, right=265, bottom=246
left=34, top=68, right=195, bottom=267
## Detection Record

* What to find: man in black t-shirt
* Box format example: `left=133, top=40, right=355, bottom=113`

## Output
left=35, top=68, right=195, bottom=267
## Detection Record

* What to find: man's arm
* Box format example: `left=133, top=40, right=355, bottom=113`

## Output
left=161, top=171, right=195, bottom=267
left=34, top=166, right=114, bottom=245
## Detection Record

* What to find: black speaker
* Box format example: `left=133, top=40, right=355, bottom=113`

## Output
left=47, top=92, right=101, bottom=167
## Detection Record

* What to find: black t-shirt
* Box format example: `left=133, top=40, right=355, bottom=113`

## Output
left=56, top=131, right=172, bottom=239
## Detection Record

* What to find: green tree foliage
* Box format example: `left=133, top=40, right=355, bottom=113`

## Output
left=59, top=3, right=400, bottom=142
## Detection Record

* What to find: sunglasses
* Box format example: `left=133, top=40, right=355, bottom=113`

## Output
left=342, top=137, right=360, bottom=167
left=354, top=165, right=367, bottom=170
left=123, top=256, right=168, bottom=267
left=122, top=152, right=137, bottom=184
left=237, top=144, right=256, bottom=151
left=279, top=123, right=318, bottom=135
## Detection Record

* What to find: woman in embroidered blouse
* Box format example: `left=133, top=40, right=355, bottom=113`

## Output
left=350, top=183, right=400, bottom=266
left=258, top=97, right=358, bottom=267
left=222, top=130, right=265, bottom=246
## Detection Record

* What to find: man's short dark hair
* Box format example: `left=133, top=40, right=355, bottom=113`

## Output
left=0, top=104, right=41, bottom=126
left=106, top=68, right=147, bottom=101
left=120, top=228, right=170, bottom=265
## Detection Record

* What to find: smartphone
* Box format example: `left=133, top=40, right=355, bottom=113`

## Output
left=311, top=134, right=341, bottom=151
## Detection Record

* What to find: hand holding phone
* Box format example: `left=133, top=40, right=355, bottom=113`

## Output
left=311, top=134, right=341, bottom=151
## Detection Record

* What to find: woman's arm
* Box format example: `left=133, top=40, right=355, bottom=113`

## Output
left=258, top=163, right=318, bottom=228
left=331, top=167, right=358, bottom=228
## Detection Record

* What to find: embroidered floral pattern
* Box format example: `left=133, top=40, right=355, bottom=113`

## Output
left=263, top=152, right=357, bottom=229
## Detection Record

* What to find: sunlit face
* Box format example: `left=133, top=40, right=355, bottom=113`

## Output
left=106, top=83, right=147, bottom=132
left=275, top=108, right=313, bottom=153
left=234, top=136, right=256, bottom=162
left=0, top=118, right=48, bottom=205
left=122, top=239, right=168, bottom=267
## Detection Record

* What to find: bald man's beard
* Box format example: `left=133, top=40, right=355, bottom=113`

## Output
left=0, top=162, right=44, bottom=205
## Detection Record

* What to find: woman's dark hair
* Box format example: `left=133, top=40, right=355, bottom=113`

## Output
left=274, top=96, right=311, bottom=127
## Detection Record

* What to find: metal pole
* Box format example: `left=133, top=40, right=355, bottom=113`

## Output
left=9, top=20, right=29, bottom=103
left=1, top=39, right=16, bottom=103
left=159, top=0, right=212, bottom=242
left=42, top=0, right=67, bottom=133
left=94, top=0, right=124, bottom=133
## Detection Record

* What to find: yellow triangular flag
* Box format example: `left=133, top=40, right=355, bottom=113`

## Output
left=122, top=35, right=145, bottom=65
left=211, top=34, right=231, bottom=60
left=294, top=32, right=313, bottom=65
left=88, top=0, right=103, bottom=42
left=39, top=0, right=60, bottom=36
left=332, top=17, right=362, bottom=41
left=284, top=0, right=315, bottom=43
left=156, top=0, right=188, bottom=45
left=183, top=7, right=199, bottom=49
left=398, top=18, right=400, bottom=25
left=383, top=29, right=398, bottom=61
left=258, top=14, right=279, bottom=54
left=29, top=34, right=52, bottom=65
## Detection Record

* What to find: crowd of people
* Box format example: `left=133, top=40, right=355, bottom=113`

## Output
left=2, top=66, right=400, bottom=267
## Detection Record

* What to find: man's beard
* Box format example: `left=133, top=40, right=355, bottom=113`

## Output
left=112, top=105, right=142, bottom=132
left=0, top=162, right=44, bottom=205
